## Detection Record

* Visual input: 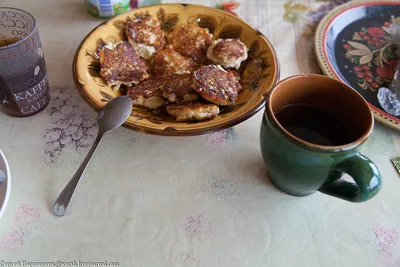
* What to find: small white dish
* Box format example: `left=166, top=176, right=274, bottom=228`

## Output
left=0, top=149, right=11, bottom=218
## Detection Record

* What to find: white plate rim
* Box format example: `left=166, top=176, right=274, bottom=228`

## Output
left=0, top=149, right=11, bottom=219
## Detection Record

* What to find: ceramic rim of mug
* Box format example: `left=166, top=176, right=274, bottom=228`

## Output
left=266, top=74, right=374, bottom=152
left=0, top=7, right=37, bottom=51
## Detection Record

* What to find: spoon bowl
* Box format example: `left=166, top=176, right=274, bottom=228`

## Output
left=97, top=96, right=133, bottom=134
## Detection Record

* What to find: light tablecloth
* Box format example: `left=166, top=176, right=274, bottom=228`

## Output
left=0, top=0, right=399, bottom=266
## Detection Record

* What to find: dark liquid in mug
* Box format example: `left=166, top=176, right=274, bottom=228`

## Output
left=275, top=104, right=355, bottom=146
left=0, top=38, right=21, bottom=47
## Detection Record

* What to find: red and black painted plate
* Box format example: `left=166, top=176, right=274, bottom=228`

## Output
left=315, top=0, right=400, bottom=130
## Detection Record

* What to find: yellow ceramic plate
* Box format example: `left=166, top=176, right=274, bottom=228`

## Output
left=73, top=4, right=280, bottom=136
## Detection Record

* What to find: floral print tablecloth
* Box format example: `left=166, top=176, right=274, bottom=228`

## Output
left=0, top=0, right=399, bottom=266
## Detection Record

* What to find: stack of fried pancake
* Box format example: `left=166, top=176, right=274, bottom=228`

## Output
left=99, top=14, right=249, bottom=122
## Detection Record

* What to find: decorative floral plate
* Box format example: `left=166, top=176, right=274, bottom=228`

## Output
left=315, top=0, right=400, bottom=130
left=73, top=4, right=279, bottom=136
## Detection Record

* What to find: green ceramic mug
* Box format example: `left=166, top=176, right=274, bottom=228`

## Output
left=260, top=74, right=381, bottom=202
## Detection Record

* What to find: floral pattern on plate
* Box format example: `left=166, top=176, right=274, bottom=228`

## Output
left=343, top=17, right=399, bottom=92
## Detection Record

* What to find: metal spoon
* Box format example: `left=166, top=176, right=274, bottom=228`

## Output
left=52, top=96, right=133, bottom=217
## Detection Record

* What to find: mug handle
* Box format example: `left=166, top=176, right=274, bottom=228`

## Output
left=318, top=152, right=381, bottom=202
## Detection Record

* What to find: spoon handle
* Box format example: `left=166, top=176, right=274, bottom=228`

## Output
left=52, top=133, right=103, bottom=217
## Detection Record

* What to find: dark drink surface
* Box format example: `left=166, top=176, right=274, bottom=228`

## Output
left=274, top=103, right=355, bottom=146
left=0, top=37, right=20, bottom=47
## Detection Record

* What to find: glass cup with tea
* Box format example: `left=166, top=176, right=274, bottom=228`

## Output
left=0, top=7, right=50, bottom=117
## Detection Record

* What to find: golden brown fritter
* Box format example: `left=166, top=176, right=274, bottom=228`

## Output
left=226, top=69, right=240, bottom=82
left=207, top=39, right=248, bottom=69
left=126, top=76, right=166, bottom=109
left=166, top=102, right=220, bottom=122
left=99, top=41, right=150, bottom=90
left=152, top=45, right=197, bottom=76
left=193, top=65, right=240, bottom=105
left=163, top=74, right=200, bottom=103
left=126, top=15, right=166, bottom=59
left=226, top=69, right=243, bottom=92
left=168, top=25, right=213, bottom=63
